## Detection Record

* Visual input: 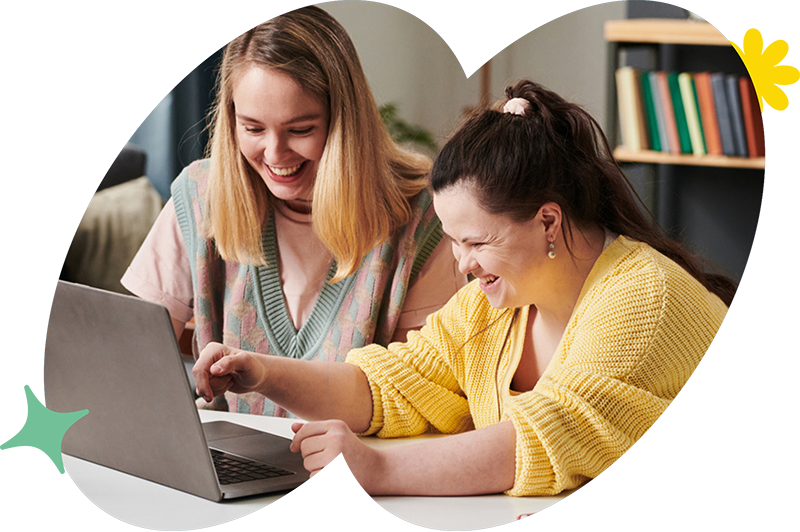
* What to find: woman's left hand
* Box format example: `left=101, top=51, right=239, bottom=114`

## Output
left=290, top=420, right=383, bottom=492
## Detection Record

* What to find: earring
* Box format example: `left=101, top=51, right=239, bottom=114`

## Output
left=548, top=240, right=556, bottom=259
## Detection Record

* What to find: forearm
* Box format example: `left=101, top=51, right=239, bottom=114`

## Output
left=195, top=343, right=375, bottom=432
left=364, top=420, right=517, bottom=496
left=259, top=356, right=374, bottom=433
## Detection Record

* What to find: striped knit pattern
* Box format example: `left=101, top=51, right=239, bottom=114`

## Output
left=172, top=160, right=443, bottom=416
left=346, top=236, right=728, bottom=496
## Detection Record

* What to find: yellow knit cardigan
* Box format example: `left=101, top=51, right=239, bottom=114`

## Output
left=346, top=236, right=728, bottom=496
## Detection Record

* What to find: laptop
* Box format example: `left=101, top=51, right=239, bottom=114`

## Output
left=43, top=280, right=310, bottom=501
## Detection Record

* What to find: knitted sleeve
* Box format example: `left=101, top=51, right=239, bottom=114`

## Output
left=504, top=245, right=727, bottom=496
left=345, top=285, right=500, bottom=438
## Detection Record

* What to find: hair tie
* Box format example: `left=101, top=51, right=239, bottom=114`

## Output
left=503, top=97, right=529, bottom=116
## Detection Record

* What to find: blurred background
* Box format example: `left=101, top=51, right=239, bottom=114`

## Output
left=459, top=1, right=764, bottom=281
left=12, top=0, right=788, bottom=489
left=63, top=0, right=761, bottom=298
left=61, top=1, right=467, bottom=293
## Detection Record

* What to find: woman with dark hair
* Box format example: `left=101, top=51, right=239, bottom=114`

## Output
left=192, top=80, right=731, bottom=496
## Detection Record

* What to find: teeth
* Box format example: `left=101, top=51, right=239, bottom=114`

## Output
left=480, top=276, right=497, bottom=285
left=269, top=163, right=303, bottom=176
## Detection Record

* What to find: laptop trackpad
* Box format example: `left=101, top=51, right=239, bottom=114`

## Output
left=203, top=421, right=306, bottom=474
left=203, top=420, right=268, bottom=441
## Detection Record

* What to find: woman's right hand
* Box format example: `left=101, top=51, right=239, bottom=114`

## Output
left=192, top=342, right=269, bottom=402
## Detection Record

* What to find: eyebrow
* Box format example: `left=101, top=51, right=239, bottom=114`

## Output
left=442, top=230, right=486, bottom=244
left=235, top=113, right=325, bottom=125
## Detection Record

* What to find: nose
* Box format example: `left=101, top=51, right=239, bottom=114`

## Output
left=261, top=132, right=289, bottom=163
left=456, top=248, right=477, bottom=276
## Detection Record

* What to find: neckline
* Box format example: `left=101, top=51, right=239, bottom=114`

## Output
left=250, top=210, right=357, bottom=359
left=500, top=234, right=628, bottom=401
left=274, top=199, right=313, bottom=224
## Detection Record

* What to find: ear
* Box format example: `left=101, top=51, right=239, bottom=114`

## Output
left=537, top=202, right=562, bottom=240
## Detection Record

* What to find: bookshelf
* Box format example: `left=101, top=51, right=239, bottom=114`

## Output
left=605, top=19, right=729, bottom=46
left=613, top=147, right=765, bottom=169
left=604, top=18, right=764, bottom=283
left=605, top=19, right=765, bottom=169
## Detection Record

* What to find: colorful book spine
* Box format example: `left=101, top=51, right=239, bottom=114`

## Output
left=725, top=74, right=748, bottom=157
left=656, top=71, right=681, bottom=155
left=710, top=72, right=736, bottom=157
left=614, top=69, right=762, bottom=160
left=615, top=67, right=636, bottom=150
left=615, top=67, right=650, bottom=151
left=739, top=76, right=766, bottom=157
left=667, top=72, right=692, bottom=154
left=678, top=72, right=706, bottom=156
left=648, top=71, right=670, bottom=154
left=633, top=72, right=650, bottom=151
left=694, top=72, right=723, bottom=156
left=640, top=71, right=661, bottom=152
left=690, top=77, right=707, bottom=154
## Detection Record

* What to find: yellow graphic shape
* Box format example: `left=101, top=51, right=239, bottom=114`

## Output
left=731, top=28, right=800, bottom=116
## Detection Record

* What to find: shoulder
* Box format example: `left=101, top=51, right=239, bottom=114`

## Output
left=630, top=240, right=728, bottom=333
left=597, top=237, right=725, bottom=310
left=171, top=159, right=211, bottom=199
left=171, top=159, right=212, bottom=238
left=172, top=159, right=211, bottom=183
left=389, top=188, right=443, bottom=281
left=170, top=159, right=211, bottom=211
left=572, top=236, right=730, bottom=339
left=405, top=188, right=437, bottom=228
left=410, top=187, right=433, bottom=211
left=563, top=237, right=727, bottom=394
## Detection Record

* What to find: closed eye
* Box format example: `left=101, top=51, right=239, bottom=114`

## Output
left=445, top=233, right=487, bottom=248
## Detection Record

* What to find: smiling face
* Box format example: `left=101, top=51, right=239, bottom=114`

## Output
left=434, top=184, right=553, bottom=310
left=232, top=66, right=330, bottom=213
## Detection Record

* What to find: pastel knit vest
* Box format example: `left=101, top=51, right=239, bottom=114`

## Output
left=172, top=160, right=443, bottom=417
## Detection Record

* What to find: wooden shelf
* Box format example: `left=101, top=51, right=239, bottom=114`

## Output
left=605, top=18, right=762, bottom=282
left=604, top=19, right=730, bottom=46
left=614, top=147, right=765, bottom=169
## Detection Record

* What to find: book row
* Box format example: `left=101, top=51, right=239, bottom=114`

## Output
left=615, top=67, right=765, bottom=159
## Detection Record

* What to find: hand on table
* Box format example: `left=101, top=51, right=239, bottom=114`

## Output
left=192, top=342, right=268, bottom=402
left=290, top=420, right=383, bottom=492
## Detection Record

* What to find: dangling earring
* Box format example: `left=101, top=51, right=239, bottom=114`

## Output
left=548, top=238, right=556, bottom=259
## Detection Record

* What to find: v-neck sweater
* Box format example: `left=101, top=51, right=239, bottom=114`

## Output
left=346, top=236, right=728, bottom=496
left=172, top=159, right=447, bottom=416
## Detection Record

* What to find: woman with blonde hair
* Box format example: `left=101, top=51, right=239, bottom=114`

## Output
left=192, top=79, right=732, bottom=496
left=122, top=6, right=465, bottom=416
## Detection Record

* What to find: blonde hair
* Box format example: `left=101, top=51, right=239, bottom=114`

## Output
left=205, top=6, right=430, bottom=281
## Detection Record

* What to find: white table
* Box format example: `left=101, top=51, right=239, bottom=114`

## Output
left=64, top=410, right=572, bottom=530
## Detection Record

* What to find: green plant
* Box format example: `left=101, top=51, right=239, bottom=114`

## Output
left=379, top=103, right=438, bottom=153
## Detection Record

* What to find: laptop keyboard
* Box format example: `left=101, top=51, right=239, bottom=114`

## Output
left=210, top=449, right=295, bottom=485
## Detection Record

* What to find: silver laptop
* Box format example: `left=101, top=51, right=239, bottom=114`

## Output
left=43, top=280, right=310, bottom=501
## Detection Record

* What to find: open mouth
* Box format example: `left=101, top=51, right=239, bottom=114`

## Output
left=267, top=161, right=305, bottom=177
left=479, top=275, right=499, bottom=287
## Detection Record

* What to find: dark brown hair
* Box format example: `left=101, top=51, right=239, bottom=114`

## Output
left=430, top=79, right=736, bottom=306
